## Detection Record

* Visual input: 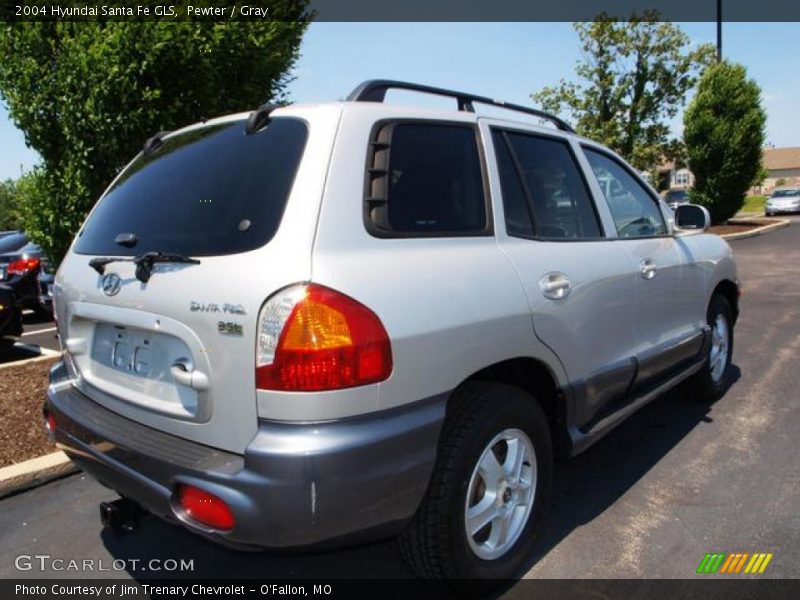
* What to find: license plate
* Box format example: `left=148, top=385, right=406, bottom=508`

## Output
left=99, top=327, right=154, bottom=377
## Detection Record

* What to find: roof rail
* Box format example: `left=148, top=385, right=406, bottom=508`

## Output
left=346, top=79, right=575, bottom=134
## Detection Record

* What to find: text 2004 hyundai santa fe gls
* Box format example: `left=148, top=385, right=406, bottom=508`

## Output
left=44, top=80, right=738, bottom=588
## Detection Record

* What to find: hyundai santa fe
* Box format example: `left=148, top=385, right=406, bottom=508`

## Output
left=44, top=80, right=738, bottom=589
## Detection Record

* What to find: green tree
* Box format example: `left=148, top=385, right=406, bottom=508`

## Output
left=683, top=62, right=766, bottom=224
left=533, top=13, right=714, bottom=171
left=0, top=178, right=22, bottom=230
left=0, top=8, right=309, bottom=262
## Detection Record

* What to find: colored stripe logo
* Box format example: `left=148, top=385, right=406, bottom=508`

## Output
left=697, top=552, right=773, bottom=574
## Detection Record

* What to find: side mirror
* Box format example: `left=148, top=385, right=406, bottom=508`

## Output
left=674, top=204, right=710, bottom=233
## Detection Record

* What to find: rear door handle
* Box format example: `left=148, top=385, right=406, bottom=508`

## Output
left=171, top=358, right=209, bottom=391
left=640, top=259, right=657, bottom=280
left=539, top=272, right=571, bottom=300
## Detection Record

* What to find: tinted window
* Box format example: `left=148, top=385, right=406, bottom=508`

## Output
left=74, top=118, right=308, bottom=257
left=0, top=233, right=29, bottom=253
left=665, top=190, right=689, bottom=203
left=493, top=131, right=602, bottom=239
left=491, top=131, right=534, bottom=237
left=584, top=148, right=667, bottom=238
left=772, top=189, right=800, bottom=198
left=366, top=123, right=486, bottom=235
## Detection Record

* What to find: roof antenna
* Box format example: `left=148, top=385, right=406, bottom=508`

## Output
left=245, top=103, right=278, bottom=135
left=143, top=131, right=171, bottom=155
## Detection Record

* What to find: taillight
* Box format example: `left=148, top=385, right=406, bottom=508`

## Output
left=44, top=410, right=56, bottom=435
left=256, top=284, right=392, bottom=392
left=177, top=485, right=235, bottom=531
left=7, top=256, right=40, bottom=275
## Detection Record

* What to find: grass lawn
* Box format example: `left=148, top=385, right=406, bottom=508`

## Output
left=742, top=195, right=767, bottom=213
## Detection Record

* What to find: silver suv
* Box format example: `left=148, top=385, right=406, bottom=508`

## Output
left=45, top=80, right=738, bottom=587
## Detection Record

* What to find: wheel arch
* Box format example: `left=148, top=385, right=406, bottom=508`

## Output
left=453, top=356, right=571, bottom=457
left=713, top=279, right=740, bottom=324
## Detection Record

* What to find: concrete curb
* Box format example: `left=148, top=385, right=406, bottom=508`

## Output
left=0, top=451, right=78, bottom=499
left=720, top=218, right=791, bottom=241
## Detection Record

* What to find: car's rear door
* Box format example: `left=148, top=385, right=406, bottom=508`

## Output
left=482, top=119, right=638, bottom=428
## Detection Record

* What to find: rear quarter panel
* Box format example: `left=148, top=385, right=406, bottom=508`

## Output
left=302, top=106, right=568, bottom=418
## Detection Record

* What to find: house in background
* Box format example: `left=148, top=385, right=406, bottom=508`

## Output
left=758, top=146, right=800, bottom=193
left=656, top=161, right=694, bottom=191
left=656, top=147, right=800, bottom=194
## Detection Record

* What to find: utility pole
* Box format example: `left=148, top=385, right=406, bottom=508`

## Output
left=717, top=0, right=723, bottom=62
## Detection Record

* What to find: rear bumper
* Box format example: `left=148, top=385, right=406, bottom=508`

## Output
left=0, top=285, right=22, bottom=337
left=45, top=361, right=445, bottom=550
left=2, top=272, right=39, bottom=307
left=765, top=206, right=800, bottom=214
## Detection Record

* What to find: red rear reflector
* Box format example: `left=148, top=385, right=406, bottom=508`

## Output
left=177, top=485, right=235, bottom=531
left=44, top=411, right=56, bottom=434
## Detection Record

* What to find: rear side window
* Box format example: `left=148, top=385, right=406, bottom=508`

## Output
left=492, top=130, right=602, bottom=240
left=74, top=118, right=308, bottom=257
left=365, top=122, right=488, bottom=236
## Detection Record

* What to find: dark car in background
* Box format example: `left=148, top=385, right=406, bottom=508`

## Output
left=0, top=231, right=53, bottom=318
left=663, top=189, right=690, bottom=211
left=0, top=285, right=23, bottom=346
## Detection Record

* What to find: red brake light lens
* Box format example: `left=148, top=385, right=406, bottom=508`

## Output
left=256, top=284, right=392, bottom=392
left=177, top=485, right=235, bottom=531
left=8, top=256, right=40, bottom=276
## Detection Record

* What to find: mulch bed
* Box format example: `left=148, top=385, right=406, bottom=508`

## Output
left=709, top=223, right=759, bottom=235
left=709, top=218, right=774, bottom=236
left=0, top=358, right=58, bottom=468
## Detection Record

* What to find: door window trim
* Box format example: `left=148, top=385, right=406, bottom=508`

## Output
left=362, top=118, right=494, bottom=239
left=490, top=126, right=606, bottom=242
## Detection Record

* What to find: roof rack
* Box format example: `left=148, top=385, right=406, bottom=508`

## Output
left=346, top=79, right=575, bottom=134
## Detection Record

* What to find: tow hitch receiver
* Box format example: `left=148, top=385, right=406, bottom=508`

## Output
left=100, top=497, right=147, bottom=533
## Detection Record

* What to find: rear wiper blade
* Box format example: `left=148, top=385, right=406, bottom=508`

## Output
left=89, top=256, right=133, bottom=275
left=89, top=251, right=200, bottom=283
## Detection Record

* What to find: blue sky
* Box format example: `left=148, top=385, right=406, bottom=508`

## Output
left=1, top=21, right=798, bottom=180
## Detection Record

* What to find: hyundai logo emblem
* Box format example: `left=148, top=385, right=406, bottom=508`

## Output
left=101, top=272, right=122, bottom=296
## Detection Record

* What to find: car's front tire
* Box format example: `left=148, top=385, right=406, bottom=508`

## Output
left=688, top=293, right=734, bottom=402
left=399, top=382, right=553, bottom=593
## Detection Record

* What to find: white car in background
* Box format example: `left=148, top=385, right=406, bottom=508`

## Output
left=765, top=187, right=800, bottom=216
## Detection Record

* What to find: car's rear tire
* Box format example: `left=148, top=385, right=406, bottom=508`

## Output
left=399, top=382, right=553, bottom=593
left=688, top=293, right=734, bottom=402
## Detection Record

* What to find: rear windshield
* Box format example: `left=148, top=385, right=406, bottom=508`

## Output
left=0, top=233, right=29, bottom=253
left=665, top=190, right=688, bottom=201
left=74, top=118, right=308, bottom=257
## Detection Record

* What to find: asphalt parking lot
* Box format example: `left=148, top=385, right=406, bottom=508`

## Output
left=0, top=310, right=59, bottom=364
left=1, top=217, right=798, bottom=588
